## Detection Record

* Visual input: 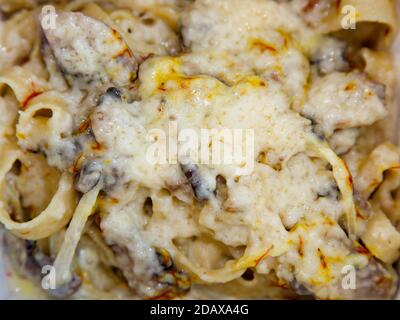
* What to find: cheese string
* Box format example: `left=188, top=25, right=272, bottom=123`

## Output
left=306, top=133, right=357, bottom=240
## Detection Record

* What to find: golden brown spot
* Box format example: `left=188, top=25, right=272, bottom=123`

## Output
left=251, top=39, right=278, bottom=54
left=113, top=47, right=133, bottom=59
left=75, top=118, right=91, bottom=135
left=356, top=207, right=366, bottom=220
left=254, top=245, right=274, bottom=267
left=139, top=53, right=154, bottom=62
left=9, top=210, right=19, bottom=223
left=344, top=82, right=356, bottom=91
left=355, top=244, right=370, bottom=255
left=69, top=153, right=85, bottom=173
left=16, top=132, right=26, bottom=140
left=224, top=205, right=238, bottom=213
left=257, top=152, right=267, bottom=164
left=91, top=141, right=103, bottom=151
left=342, top=161, right=353, bottom=187
left=158, top=82, right=167, bottom=92
left=157, top=248, right=173, bottom=267
left=318, top=248, right=328, bottom=269
left=21, top=91, right=43, bottom=110
left=324, top=218, right=335, bottom=226
left=274, top=279, right=290, bottom=289
left=374, top=275, right=388, bottom=286
left=347, top=173, right=353, bottom=187
left=298, top=235, right=304, bottom=258
left=179, top=81, right=189, bottom=90
left=111, top=29, right=123, bottom=41
left=302, top=0, right=317, bottom=13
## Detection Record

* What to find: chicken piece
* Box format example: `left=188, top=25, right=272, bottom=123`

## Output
left=40, top=11, right=138, bottom=89
left=302, top=71, right=387, bottom=137
left=98, top=183, right=192, bottom=298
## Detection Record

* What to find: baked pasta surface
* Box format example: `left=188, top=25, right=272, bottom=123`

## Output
left=0, top=0, right=399, bottom=300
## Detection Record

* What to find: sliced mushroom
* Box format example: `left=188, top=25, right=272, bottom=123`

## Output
left=103, top=87, right=122, bottom=101
left=346, top=258, right=398, bottom=300
left=2, top=231, right=81, bottom=298
left=180, top=162, right=214, bottom=201
left=290, top=280, right=313, bottom=297
left=311, top=38, right=350, bottom=75
left=111, top=244, right=190, bottom=298
left=97, top=86, right=139, bottom=106
left=75, top=161, right=102, bottom=194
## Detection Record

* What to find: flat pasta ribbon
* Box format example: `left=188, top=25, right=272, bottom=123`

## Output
left=0, top=143, right=76, bottom=240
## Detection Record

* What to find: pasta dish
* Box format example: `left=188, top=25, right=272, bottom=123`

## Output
left=0, top=0, right=400, bottom=300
